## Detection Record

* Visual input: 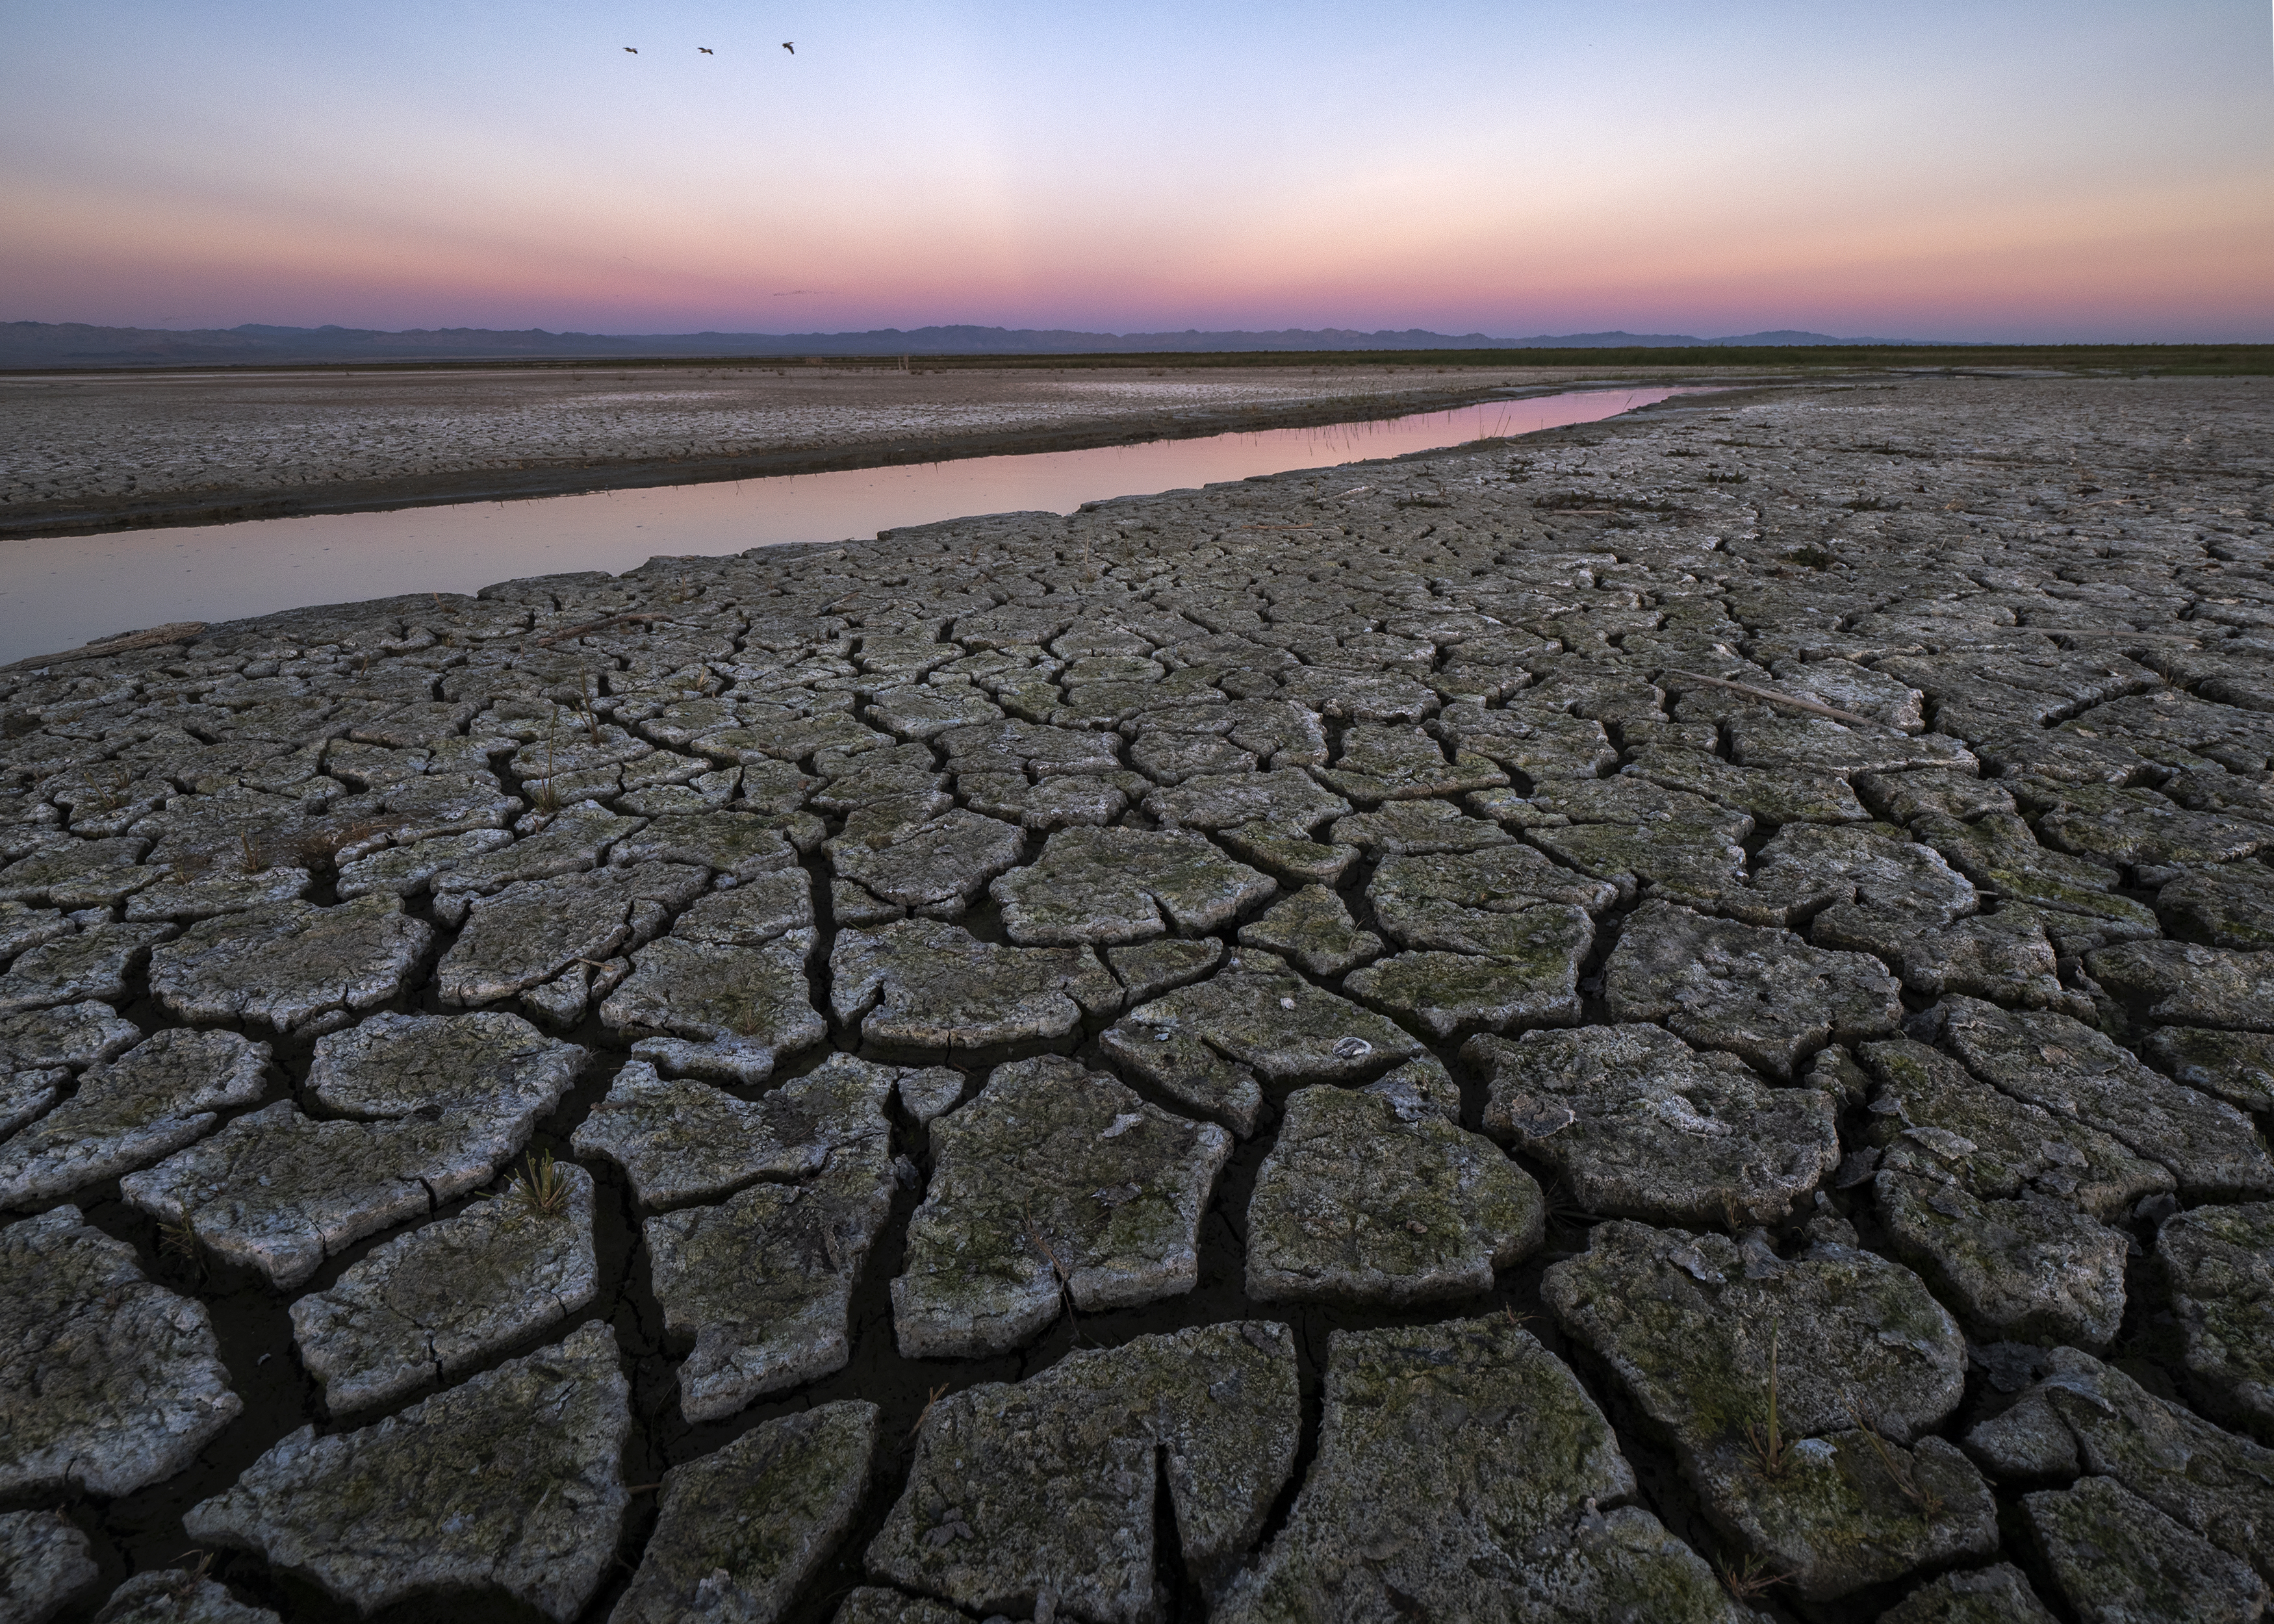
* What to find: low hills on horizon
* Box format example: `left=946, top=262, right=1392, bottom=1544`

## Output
left=0, top=318, right=1957, bottom=369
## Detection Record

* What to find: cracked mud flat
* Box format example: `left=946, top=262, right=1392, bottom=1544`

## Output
left=1, top=374, right=2272, bottom=1623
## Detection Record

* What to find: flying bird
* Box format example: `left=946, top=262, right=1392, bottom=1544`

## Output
left=698, top=46, right=713, bottom=54
left=780, top=40, right=795, bottom=53
left=623, top=45, right=637, bottom=53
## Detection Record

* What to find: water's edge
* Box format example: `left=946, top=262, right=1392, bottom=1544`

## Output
left=0, top=386, right=1735, bottom=665
left=5, top=380, right=1609, bottom=542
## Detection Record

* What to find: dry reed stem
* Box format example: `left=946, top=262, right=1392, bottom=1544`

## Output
left=1843, top=1392, right=1946, bottom=1519
left=1662, top=670, right=1880, bottom=728
left=1744, top=1324, right=1791, bottom=1480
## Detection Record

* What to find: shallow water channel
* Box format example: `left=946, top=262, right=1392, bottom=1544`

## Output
left=0, top=385, right=1707, bottom=664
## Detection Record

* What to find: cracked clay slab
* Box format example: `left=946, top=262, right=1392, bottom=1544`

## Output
left=437, top=861, right=709, bottom=1006
left=2158, top=1200, right=2274, bottom=1444
left=609, top=1400, right=880, bottom=1624
left=830, top=919, right=1120, bottom=1058
left=185, top=1321, right=630, bottom=1624
left=289, top=1160, right=600, bottom=1414
left=570, top=1054, right=891, bottom=1211
left=1603, top=899, right=1904, bottom=1079
left=1099, top=950, right=1424, bottom=1135
left=1216, top=1317, right=1742, bottom=1624
left=1938, top=994, right=2274, bottom=1200
left=644, top=1055, right=899, bottom=1419
left=0, top=1205, right=241, bottom=1499
left=1546, top=1221, right=1991, bottom=1599
left=893, top=1055, right=1230, bottom=1358
left=827, top=807, right=1025, bottom=915
left=0, top=1509, right=98, bottom=1624
left=123, top=1017, right=580, bottom=1289
left=1968, top=1344, right=2274, bottom=1588
left=990, top=824, right=1276, bottom=945
left=0, top=1027, right=270, bottom=1210
left=600, top=929, right=826, bottom=1085
left=869, top=1322, right=1298, bottom=1618
left=1468, top=1022, right=1841, bottom=1226
left=1245, top=1084, right=1542, bottom=1306
left=2023, top=1476, right=2268, bottom=1624
left=147, top=893, right=433, bottom=1036
left=1858, top=1037, right=2162, bottom=1348
left=89, top=1569, right=282, bottom=1623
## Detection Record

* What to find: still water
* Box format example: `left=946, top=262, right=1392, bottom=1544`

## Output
left=0, top=385, right=1709, bottom=663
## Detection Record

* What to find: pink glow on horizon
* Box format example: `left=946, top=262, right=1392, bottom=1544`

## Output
left=5, top=1, right=2270, bottom=342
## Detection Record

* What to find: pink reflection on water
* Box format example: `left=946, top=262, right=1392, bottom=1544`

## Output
left=0, top=386, right=1713, bottom=663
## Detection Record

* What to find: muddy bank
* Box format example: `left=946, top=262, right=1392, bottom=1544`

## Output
left=0, top=364, right=1692, bottom=540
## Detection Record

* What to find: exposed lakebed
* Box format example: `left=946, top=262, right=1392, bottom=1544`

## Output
left=3, top=375, right=2273, bottom=1624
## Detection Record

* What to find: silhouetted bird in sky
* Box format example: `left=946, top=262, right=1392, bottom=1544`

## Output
left=698, top=46, right=713, bottom=54
left=623, top=45, right=637, bottom=53
left=781, top=41, right=795, bottom=54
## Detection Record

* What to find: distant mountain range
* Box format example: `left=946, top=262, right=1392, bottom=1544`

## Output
left=0, top=319, right=1950, bottom=368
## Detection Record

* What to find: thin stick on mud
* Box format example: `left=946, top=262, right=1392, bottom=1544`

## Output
left=1843, top=1392, right=1946, bottom=1518
left=533, top=612, right=661, bottom=648
left=1661, top=670, right=1882, bottom=728
left=908, top=1382, right=950, bottom=1441
left=6, top=620, right=207, bottom=671
left=1022, top=1204, right=1081, bottom=1343
left=1744, top=1323, right=1791, bottom=1480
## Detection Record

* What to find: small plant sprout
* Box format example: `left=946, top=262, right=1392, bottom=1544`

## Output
left=1543, top=1178, right=1598, bottom=1234
left=1844, top=1392, right=1946, bottom=1519
left=237, top=831, right=264, bottom=874
left=530, top=705, right=563, bottom=815
left=577, top=673, right=602, bottom=744
left=504, top=1150, right=572, bottom=1217
left=1717, top=1552, right=1791, bottom=1602
left=162, top=1550, right=216, bottom=1594
left=159, top=1219, right=205, bottom=1279
left=1744, top=1323, right=1791, bottom=1480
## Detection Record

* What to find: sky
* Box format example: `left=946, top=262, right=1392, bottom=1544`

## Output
left=3, top=1, right=2270, bottom=342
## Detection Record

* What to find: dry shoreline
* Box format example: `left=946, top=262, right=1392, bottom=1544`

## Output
left=0, top=379, right=1544, bottom=540
left=6, top=362, right=1779, bottom=544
